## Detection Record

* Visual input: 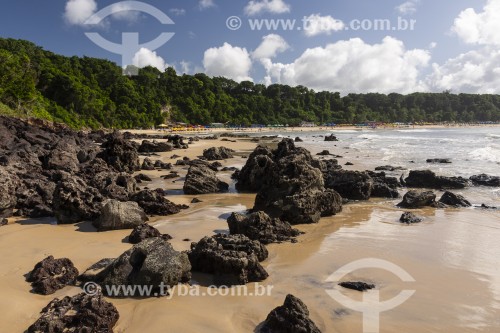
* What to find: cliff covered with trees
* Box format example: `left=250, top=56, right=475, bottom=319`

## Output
left=1, top=38, right=499, bottom=129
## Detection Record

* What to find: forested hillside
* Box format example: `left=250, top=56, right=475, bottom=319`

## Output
left=1, top=38, right=499, bottom=129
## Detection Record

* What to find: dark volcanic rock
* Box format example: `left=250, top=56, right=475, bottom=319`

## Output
left=368, top=171, right=400, bottom=198
left=470, top=174, right=500, bottom=187
left=227, top=211, right=300, bottom=244
left=43, top=138, right=80, bottom=172
left=27, top=292, right=119, bottom=333
left=235, top=146, right=274, bottom=192
left=202, top=146, right=235, bottom=160
left=405, top=170, right=470, bottom=189
left=399, top=212, right=423, bottom=224
left=183, top=164, right=229, bottom=194
left=93, top=200, right=148, bottom=231
left=339, top=281, right=375, bottom=291
left=14, top=177, right=55, bottom=218
left=90, top=238, right=191, bottom=297
left=189, top=234, right=268, bottom=285
left=426, top=158, right=452, bottom=164
left=260, top=294, right=321, bottom=333
left=26, top=256, right=79, bottom=295
left=138, top=140, right=173, bottom=153
left=89, top=172, right=137, bottom=202
left=135, top=173, right=152, bottom=182
left=324, top=134, right=338, bottom=142
left=53, top=176, right=104, bottom=224
left=439, top=191, right=471, bottom=207
left=294, top=137, right=303, bottom=142
left=325, top=170, right=373, bottom=200
left=131, top=189, right=187, bottom=216
left=0, top=168, right=18, bottom=217
left=141, top=157, right=155, bottom=170
left=397, top=190, right=441, bottom=208
left=78, top=258, right=115, bottom=284
left=316, top=150, right=331, bottom=156
left=251, top=139, right=343, bottom=224
left=128, top=223, right=172, bottom=244
left=97, top=132, right=140, bottom=172
left=375, top=165, right=405, bottom=171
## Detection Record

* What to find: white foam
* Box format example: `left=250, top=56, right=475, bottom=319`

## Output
left=469, top=146, right=500, bottom=163
left=397, top=129, right=431, bottom=133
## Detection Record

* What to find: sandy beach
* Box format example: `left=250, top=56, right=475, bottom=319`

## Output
left=1, top=130, right=499, bottom=332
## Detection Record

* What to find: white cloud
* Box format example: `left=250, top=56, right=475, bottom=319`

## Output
left=264, top=37, right=430, bottom=94
left=64, top=0, right=97, bottom=26
left=169, top=8, right=186, bottom=16
left=110, top=2, right=141, bottom=22
left=428, top=47, right=500, bottom=93
left=199, top=0, right=215, bottom=10
left=396, top=0, right=420, bottom=15
left=132, top=48, right=167, bottom=71
left=203, top=43, right=253, bottom=82
left=252, top=34, right=289, bottom=60
left=429, top=42, right=438, bottom=49
left=244, top=0, right=290, bottom=16
left=452, top=0, right=500, bottom=46
left=303, top=14, right=344, bottom=37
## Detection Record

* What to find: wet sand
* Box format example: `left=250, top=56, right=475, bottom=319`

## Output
left=1, top=137, right=499, bottom=332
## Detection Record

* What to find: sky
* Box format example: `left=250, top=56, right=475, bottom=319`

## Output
left=0, top=0, right=499, bottom=95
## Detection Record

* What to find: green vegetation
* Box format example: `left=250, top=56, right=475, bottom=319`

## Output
left=1, top=38, right=500, bottom=129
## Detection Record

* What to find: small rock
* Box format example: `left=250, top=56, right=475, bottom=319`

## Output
left=339, top=281, right=375, bottom=291
left=399, top=212, right=423, bottom=224
left=27, top=292, right=119, bottom=333
left=439, top=191, right=471, bottom=207
left=426, top=158, right=451, bottom=164
left=26, top=256, right=79, bottom=295
left=128, top=223, right=172, bottom=244
left=324, top=134, right=338, bottom=142
left=260, top=294, right=321, bottom=333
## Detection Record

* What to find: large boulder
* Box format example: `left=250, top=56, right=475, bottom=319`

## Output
left=260, top=294, right=321, bottom=333
left=203, top=146, right=235, bottom=160
left=90, top=238, right=191, bottom=297
left=438, top=191, right=471, bottom=207
left=325, top=170, right=374, bottom=200
left=252, top=140, right=343, bottom=225
left=183, top=164, right=229, bottom=195
left=26, top=256, right=79, bottom=295
left=93, top=200, right=148, bottom=231
left=27, top=292, right=119, bottom=333
left=227, top=211, right=300, bottom=244
left=397, top=190, right=442, bottom=208
left=53, top=176, right=104, bottom=224
left=131, top=189, right=187, bottom=216
left=189, top=234, right=268, bottom=285
left=470, top=174, right=500, bottom=187
left=128, top=223, right=171, bottom=244
left=138, top=140, right=173, bottom=153
left=405, top=170, right=470, bottom=189
left=97, top=132, right=140, bottom=172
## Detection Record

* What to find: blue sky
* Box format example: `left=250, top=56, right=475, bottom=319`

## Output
left=0, top=0, right=499, bottom=94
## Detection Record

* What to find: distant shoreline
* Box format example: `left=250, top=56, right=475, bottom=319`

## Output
left=128, top=123, right=500, bottom=136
